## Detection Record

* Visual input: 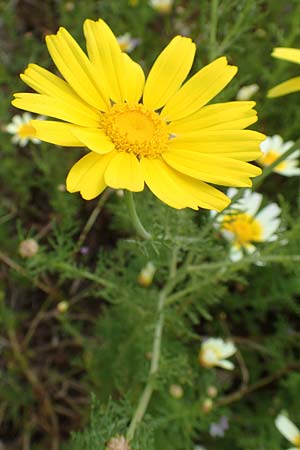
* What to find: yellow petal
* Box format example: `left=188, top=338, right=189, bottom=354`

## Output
left=161, top=57, right=237, bottom=121
left=272, top=47, right=300, bottom=64
left=143, top=36, right=196, bottom=110
left=168, top=130, right=264, bottom=161
left=84, top=19, right=126, bottom=104
left=46, top=27, right=109, bottom=110
left=169, top=101, right=257, bottom=133
left=162, top=149, right=261, bottom=187
left=140, top=157, right=230, bottom=211
left=122, top=53, right=145, bottom=103
left=72, top=127, right=115, bottom=154
left=104, top=152, right=144, bottom=191
left=66, top=151, right=116, bottom=200
left=268, top=77, right=300, bottom=98
left=12, top=93, right=101, bottom=127
left=31, top=120, right=83, bottom=146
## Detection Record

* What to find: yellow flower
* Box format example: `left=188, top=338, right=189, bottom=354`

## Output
left=12, top=19, right=263, bottom=211
left=268, top=47, right=300, bottom=97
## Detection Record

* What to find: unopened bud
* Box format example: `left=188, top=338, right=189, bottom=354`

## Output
left=57, top=301, right=69, bottom=313
left=137, top=262, right=156, bottom=287
left=19, top=238, right=39, bottom=258
left=207, top=386, right=218, bottom=398
left=201, top=398, right=213, bottom=413
left=106, top=435, right=131, bottom=450
left=64, top=1, right=75, bottom=11
left=169, top=384, right=184, bottom=399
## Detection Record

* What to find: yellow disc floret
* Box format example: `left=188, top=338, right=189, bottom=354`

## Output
left=259, top=150, right=286, bottom=170
left=101, top=104, right=169, bottom=158
left=293, top=434, right=300, bottom=447
left=18, top=122, right=36, bottom=139
left=222, top=212, right=262, bottom=247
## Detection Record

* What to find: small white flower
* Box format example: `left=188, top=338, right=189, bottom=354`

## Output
left=6, top=113, right=44, bottom=146
left=275, top=414, right=300, bottom=449
left=117, top=33, right=140, bottom=53
left=259, top=135, right=300, bottom=176
left=213, top=189, right=281, bottom=261
left=149, top=0, right=173, bottom=14
left=199, top=338, right=237, bottom=370
left=236, top=83, right=259, bottom=100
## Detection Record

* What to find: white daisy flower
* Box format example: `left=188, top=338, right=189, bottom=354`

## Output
left=236, top=83, right=259, bottom=100
left=6, top=112, right=43, bottom=146
left=275, top=414, right=300, bottom=450
left=259, top=135, right=300, bottom=176
left=213, top=189, right=281, bottom=262
left=117, top=33, right=140, bottom=53
left=199, top=338, right=237, bottom=370
left=149, top=0, right=173, bottom=14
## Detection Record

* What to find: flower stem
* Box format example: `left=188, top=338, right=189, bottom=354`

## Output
left=127, top=249, right=179, bottom=441
left=124, top=191, right=151, bottom=240
left=126, top=287, right=167, bottom=441
left=209, top=0, right=219, bottom=60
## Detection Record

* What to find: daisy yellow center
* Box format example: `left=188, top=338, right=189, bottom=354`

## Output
left=292, top=434, right=300, bottom=447
left=102, top=104, right=169, bottom=158
left=200, top=347, right=221, bottom=367
left=222, top=212, right=262, bottom=246
left=260, top=150, right=286, bottom=170
left=18, top=123, right=36, bottom=138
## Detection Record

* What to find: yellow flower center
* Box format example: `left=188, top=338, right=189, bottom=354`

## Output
left=200, top=347, right=221, bottom=368
left=102, top=104, right=169, bottom=158
left=293, top=434, right=300, bottom=447
left=17, top=122, right=36, bottom=139
left=222, top=212, right=262, bottom=246
left=259, top=150, right=286, bottom=170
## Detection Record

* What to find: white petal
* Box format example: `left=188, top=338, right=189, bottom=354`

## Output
left=233, top=190, right=262, bottom=215
left=256, top=203, right=281, bottom=240
left=271, top=134, right=284, bottom=150
left=6, top=124, right=18, bottom=134
left=282, top=141, right=295, bottom=152
left=278, top=167, right=300, bottom=176
left=275, top=415, right=300, bottom=445
left=229, top=245, right=243, bottom=262
left=217, top=359, right=235, bottom=370
left=260, top=136, right=273, bottom=153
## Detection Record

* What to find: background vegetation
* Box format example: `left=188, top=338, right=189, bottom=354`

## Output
left=1, top=0, right=300, bottom=449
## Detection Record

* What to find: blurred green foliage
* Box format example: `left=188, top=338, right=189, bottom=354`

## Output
left=1, top=0, right=300, bottom=449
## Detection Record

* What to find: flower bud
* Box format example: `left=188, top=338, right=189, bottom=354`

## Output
left=169, top=384, right=184, bottom=399
left=57, top=301, right=69, bottom=313
left=106, top=436, right=131, bottom=450
left=201, top=398, right=213, bottom=413
left=137, top=262, right=156, bottom=287
left=19, top=238, right=39, bottom=258
left=207, top=385, right=218, bottom=398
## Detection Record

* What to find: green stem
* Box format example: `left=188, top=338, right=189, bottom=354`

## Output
left=253, top=137, right=300, bottom=190
left=124, top=191, right=151, bottom=240
left=126, top=287, right=167, bottom=441
left=209, top=0, right=219, bottom=60
left=127, top=248, right=179, bottom=441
